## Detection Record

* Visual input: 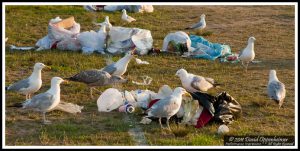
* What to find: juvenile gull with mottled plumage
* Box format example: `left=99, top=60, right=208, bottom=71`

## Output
left=67, top=70, right=127, bottom=98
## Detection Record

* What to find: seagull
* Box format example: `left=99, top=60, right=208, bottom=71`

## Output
left=94, top=16, right=112, bottom=30
left=66, top=70, right=127, bottom=98
left=146, top=87, right=189, bottom=131
left=121, top=9, right=136, bottom=23
left=6, top=62, right=50, bottom=99
left=175, top=68, right=220, bottom=93
left=185, top=14, right=206, bottom=31
left=100, top=48, right=136, bottom=76
left=238, top=37, right=256, bottom=72
left=267, top=70, right=286, bottom=108
left=8, top=77, right=67, bottom=124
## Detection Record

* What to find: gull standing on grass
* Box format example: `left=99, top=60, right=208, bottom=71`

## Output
left=175, top=68, right=220, bottom=93
left=100, top=48, right=136, bottom=76
left=238, top=37, right=256, bottom=72
left=185, top=14, right=206, bottom=31
left=66, top=70, right=127, bottom=98
left=6, top=63, right=50, bottom=99
left=121, top=9, right=136, bottom=23
left=267, top=70, right=286, bottom=108
left=146, top=87, right=189, bottom=131
left=8, top=77, right=68, bottom=124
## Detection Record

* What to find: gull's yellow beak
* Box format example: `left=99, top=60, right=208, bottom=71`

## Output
left=45, top=65, right=51, bottom=69
left=183, top=91, right=191, bottom=97
left=63, top=80, right=69, bottom=84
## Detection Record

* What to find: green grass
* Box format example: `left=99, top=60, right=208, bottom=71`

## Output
left=5, top=5, right=295, bottom=146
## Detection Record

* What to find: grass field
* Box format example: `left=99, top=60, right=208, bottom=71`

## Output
left=4, top=5, right=296, bottom=146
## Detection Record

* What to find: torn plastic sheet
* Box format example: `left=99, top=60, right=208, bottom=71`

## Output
left=135, top=58, right=149, bottom=64
left=9, top=45, right=35, bottom=51
left=53, top=101, right=84, bottom=114
left=132, top=76, right=152, bottom=85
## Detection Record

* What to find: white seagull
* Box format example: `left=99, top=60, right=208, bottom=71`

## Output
left=6, top=63, right=50, bottom=99
left=175, top=68, right=220, bottom=93
left=9, top=77, right=67, bottom=124
left=267, top=70, right=286, bottom=108
left=94, top=16, right=112, bottom=30
left=185, top=14, right=206, bottom=31
left=238, top=37, right=256, bottom=72
left=121, top=9, right=136, bottom=23
left=146, top=87, right=189, bottom=131
left=100, top=48, right=136, bottom=76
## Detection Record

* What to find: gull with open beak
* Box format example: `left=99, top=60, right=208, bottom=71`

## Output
left=6, top=62, right=51, bottom=99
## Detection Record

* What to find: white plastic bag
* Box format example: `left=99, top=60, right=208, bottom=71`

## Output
left=35, top=16, right=81, bottom=51
left=54, top=101, right=84, bottom=114
left=97, top=88, right=124, bottom=112
left=107, top=26, right=153, bottom=55
left=77, top=30, right=106, bottom=54
left=162, top=31, right=193, bottom=52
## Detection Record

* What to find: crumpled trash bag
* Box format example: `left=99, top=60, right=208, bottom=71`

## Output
left=129, top=89, right=156, bottom=110
left=162, top=31, right=193, bottom=54
left=97, top=88, right=124, bottom=112
left=77, top=29, right=107, bottom=54
left=213, top=91, right=242, bottom=124
left=53, top=101, right=84, bottom=114
left=104, top=5, right=154, bottom=13
left=107, top=26, right=153, bottom=55
left=36, top=16, right=81, bottom=51
left=190, top=91, right=242, bottom=125
left=182, top=35, right=231, bottom=60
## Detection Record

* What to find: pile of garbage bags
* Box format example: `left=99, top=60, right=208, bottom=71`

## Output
left=162, top=31, right=232, bottom=60
left=84, top=5, right=154, bottom=13
left=96, top=85, right=242, bottom=128
left=35, top=16, right=153, bottom=55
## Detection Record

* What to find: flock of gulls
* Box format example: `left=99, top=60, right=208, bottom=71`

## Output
left=6, top=9, right=287, bottom=129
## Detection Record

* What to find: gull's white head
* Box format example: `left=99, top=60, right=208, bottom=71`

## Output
left=34, top=62, right=49, bottom=70
left=122, top=9, right=127, bottom=14
left=51, top=77, right=66, bottom=85
left=175, top=68, right=188, bottom=78
left=105, top=16, right=110, bottom=22
left=200, top=14, right=206, bottom=19
left=269, top=70, right=278, bottom=82
left=173, top=87, right=188, bottom=96
left=248, top=37, right=256, bottom=43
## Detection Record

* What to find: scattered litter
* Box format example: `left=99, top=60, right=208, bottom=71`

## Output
left=220, top=53, right=240, bottom=63
left=36, top=16, right=81, bottom=51
left=217, top=124, right=230, bottom=135
left=251, top=60, right=262, bottom=64
left=103, top=5, right=154, bottom=13
left=54, top=101, right=84, bottom=114
left=135, top=58, right=149, bottom=64
left=132, top=76, right=153, bottom=85
left=97, top=88, right=124, bottom=112
left=140, top=116, right=152, bottom=124
left=118, top=101, right=135, bottom=113
left=107, top=26, right=153, bottom=55
left=9, top=45, right=35, bottom=51
left=162, top=31, right=193, bottom=54
left=183, top=35, right=232, bottom=60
